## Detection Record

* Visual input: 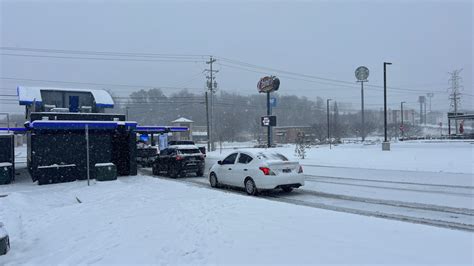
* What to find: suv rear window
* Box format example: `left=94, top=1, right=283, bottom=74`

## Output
left=178, top=149, right=201, bottom=154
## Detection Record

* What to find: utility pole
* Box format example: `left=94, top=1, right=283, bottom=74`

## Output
left=205, top=56, right=218, bottom=151
left=426, top=92, right=434, bottom=112
left=382, top=62, right=392, bottom=151
left=205, top=91, right=210, bottom=151
left=448, top=69, right=463, bottom=135
left=401, top=101, right=405, bottom=139
left=327, top=99, right=332, bottom=149
left=418, top=96, right=425, bottom=125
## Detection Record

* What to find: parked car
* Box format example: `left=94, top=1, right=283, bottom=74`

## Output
left=152, top=145, right=205, bottom=178
left=168, top=140, right=206, bottom=155
left=136, top=144, right=159, bottom=167
left=208, top=150, right=304, bottom=195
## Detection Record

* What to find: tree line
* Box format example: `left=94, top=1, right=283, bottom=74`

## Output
left=109, top=88, right=421, bottom=143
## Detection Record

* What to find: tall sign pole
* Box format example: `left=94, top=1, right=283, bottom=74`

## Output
left=355, top=66, right=369, bottom=142
left=401, top=101, right=405, bottom=139
left=85, top=124, right=90, bottom=186
left=327, top=99, right=332, bottom=149
left=382, top=62, right=392, bottom=151
left=257, top=76, right=280, bottom=148
left=267, top=91, right=272, bottom=148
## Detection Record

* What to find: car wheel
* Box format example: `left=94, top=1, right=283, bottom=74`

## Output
left=152, top=165, right=159, bottom=175
left=245, top=178, right=258, bottom=196
left=196, top=169, right=204, bottom=177
left=281, top=186, right=293, bottom=193
left=169, top=168, right=179, bottom=178
left=209, top=173, right=219, bottom=188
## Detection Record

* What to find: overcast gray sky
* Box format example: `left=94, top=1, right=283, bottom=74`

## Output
left=1, top=0, right=472, bottom=114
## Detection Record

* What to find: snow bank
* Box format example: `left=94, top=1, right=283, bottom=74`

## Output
left=214, top=141, right=473, bottom=174
left=94, top=163, right=114, bottom=167
left=0, top=175, right=472, bottom=265
left=37, top=164, right=76, bottom=169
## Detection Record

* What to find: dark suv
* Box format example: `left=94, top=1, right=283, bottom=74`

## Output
left=152, top=145, right=205, bottom=178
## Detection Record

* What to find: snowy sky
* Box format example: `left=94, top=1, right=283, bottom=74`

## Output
left=0, top=0, right=472, bottom=114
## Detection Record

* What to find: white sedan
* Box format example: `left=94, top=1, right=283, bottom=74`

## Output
left=209, top=150, right=304, bottom=195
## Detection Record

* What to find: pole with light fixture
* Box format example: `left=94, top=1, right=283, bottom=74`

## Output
left=327, top=99, right=332, bottom=149
left=382, top=62, right=392, bottom=151
left=400, top=101, right=406, bottom=139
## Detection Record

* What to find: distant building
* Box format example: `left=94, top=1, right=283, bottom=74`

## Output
left=17, top=86, right=137, bottom=185
left=273, top=126, right=314, bottom=144
left=17, top=86, right=114, bottom=119
left=171, top=117, right=193, bottom=141
left=386, top=109, right=416, bottom=124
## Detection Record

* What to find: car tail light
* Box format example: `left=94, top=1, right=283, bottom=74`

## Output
left=259, top=167, right=275, bottom=176
left=176, top=156, right=183, bottom=161
left=298, top=165, right=303, bottom=173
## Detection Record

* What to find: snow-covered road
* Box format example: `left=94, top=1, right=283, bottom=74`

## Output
left=195, top=141, right=474, bottom=231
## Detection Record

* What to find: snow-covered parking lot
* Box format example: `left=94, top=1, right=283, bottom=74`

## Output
left=0, top=140, right=473, bottom=265
left=0, top=174, right=473, bottom=265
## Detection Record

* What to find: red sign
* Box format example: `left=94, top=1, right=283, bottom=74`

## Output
left=257, top=76, right=280, bottom=93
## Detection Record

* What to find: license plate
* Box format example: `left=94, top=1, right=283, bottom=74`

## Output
left=282, top=169, right=291, bottom=173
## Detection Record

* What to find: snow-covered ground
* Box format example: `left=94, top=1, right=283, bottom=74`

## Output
left=1, top=140, right=473, bottom=264
left=0, top=175, right=473, bottom=265
left=207, top=141, right=474, bottom=209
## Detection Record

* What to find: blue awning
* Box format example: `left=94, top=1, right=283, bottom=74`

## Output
left=30, top=120, right=137, bottom=130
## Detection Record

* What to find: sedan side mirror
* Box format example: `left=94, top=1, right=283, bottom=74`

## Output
left=217, top=160, right=223, bottom=165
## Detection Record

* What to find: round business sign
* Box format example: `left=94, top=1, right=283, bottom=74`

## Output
left=257, top=76, right=280, bottom=93
left=355, top=66, right=369, bottom=81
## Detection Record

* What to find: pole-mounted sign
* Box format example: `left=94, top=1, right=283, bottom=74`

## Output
left=258, top=76, right=280, bottom=148
left=257, top=76, right=280, bottom=93
left=261, top=115, right=277, bottom=127
left=355, top=66, right=369, bottom=81
left=355, top=66, right=369, bottom=142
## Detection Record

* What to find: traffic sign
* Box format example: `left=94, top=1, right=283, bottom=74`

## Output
left=261, top=116, right=276, bottom=127
left=270, top=97, right=277, bottom=107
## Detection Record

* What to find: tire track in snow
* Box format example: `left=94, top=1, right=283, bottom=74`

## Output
left=139, top=168, right=474, bottom=232
left=304, top=175, right=474, bottom=197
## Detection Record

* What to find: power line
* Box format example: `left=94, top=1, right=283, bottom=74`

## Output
left=1, top=53, right=205, bottom=63
left=218, top=57, right=448, bottom=94
left=0, top=47, right=209, bottom=58
left=0, top=76, right=206, bottom=91
left=1, top=46, right=451, bottom=95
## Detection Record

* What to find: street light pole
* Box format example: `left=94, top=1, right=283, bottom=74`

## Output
left=327, top=99, right=332, bottom=149
left=383, top=62, right=392, bottom=151
left=401, top=101, right=406, bottom=139
left=358, top=80, right=366, bottom=142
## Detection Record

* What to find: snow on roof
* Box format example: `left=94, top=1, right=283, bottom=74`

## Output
left=167, top=144, right=199, bottom=149
left=0, top=162, right=13, bottom=167
left=172, top=117, right=194, bottom=123
left=17, top=86, right=114, bottom=107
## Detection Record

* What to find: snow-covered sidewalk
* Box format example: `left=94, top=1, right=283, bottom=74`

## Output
left=0, top=175, right=472, bottom=265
